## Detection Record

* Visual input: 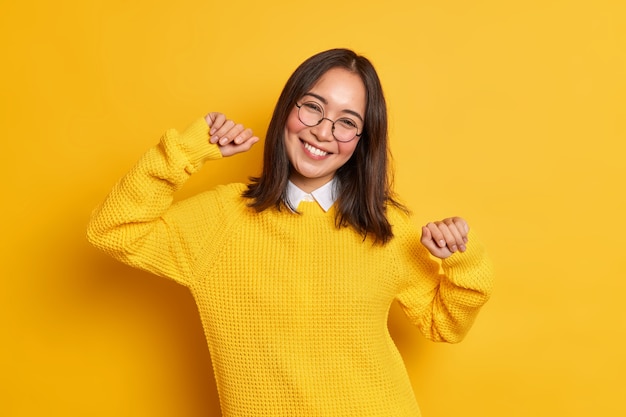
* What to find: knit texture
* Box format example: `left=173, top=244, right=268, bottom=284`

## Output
left=87, top=118, right=494, bottom=417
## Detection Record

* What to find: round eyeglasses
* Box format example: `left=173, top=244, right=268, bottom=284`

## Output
left=295, top=101, right=362, bottom=143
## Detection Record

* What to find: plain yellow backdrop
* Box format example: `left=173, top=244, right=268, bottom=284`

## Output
left=1, top=0, right=624, bottom=416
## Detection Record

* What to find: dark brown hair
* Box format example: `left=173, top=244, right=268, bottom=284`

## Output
left=243, top=48, right=406, bottom=244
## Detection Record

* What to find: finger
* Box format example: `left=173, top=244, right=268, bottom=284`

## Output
left=233, top=128, right=255, bottom=145
left=211, top=120, right=236, bottom=144
left=443, top=219, right=467, bottom=252
left=451, top=217, right=470, bottom=251
left=425, top=222, right=447, bottom=248
left=447, top=216, right=469, bottom=234
left=436, top=222, right=460, bottom=252
left=207, top=113, right=226, bottom=137
left=426, top=221, right=458, bottom=253
left=219, top=136, right=260, bottom=157
left=219, top=123, right=247, bottom=146
left=452, top=217, right=470, bottom=243
left=234, top=136, right=260, bottom=152
left=421, top=226, right=452, bottom=259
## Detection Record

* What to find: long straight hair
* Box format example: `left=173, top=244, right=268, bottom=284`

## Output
left=243, top=48, right=407, bottom=244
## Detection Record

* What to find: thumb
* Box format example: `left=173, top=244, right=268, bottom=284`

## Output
left=420, top=226, right=435, bottom=248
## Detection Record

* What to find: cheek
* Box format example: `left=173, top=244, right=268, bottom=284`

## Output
left=285, top=110, right=305, bottom=136
left=337, top=140, right=359, bottom=158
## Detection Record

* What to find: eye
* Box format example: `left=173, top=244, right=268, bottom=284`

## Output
left=302, top=101, right=323, bottom=115
left=336, top=117, right=358, bottom=129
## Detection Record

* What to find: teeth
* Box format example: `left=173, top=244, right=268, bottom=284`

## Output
left=304, top=142, right=328, bottom=156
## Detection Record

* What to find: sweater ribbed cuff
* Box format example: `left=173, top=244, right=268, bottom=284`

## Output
left=441, top=232, right=494, bottom=293
left=441, top=233, right=483, bottom=268
left=178, top=118, right=223, bottom=173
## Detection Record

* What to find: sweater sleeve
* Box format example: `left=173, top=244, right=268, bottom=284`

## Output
left=393, top=213, right=494, bottom=343
left=86, top=118, right=225, bottom=287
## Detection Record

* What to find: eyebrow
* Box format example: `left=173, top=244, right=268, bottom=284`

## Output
left=302, top=92, right=364, bottom=122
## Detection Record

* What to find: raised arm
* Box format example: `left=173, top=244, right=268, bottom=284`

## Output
left=87, top=115, right=259, bottom=286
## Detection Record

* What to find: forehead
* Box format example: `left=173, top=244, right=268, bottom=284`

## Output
left=307, top=68, right=366, bottom=115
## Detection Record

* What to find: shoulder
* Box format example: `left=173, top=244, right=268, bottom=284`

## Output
left=171, top=183, right=250, bottom=223
left=386, top=203, right=414, bottom=235
left=170, top=183, right=253, bottom=239
left=214, top=182, right=248, bottom=198
left=193, top=183, right=249, bottom=210
left=385, top=203, right=429, bottom=257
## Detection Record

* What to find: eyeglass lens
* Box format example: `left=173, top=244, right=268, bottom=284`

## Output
left=297, top=102, right=360, bottom=142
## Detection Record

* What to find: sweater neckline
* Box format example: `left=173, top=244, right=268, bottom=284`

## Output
left=295, top=201, right=336, bottom=217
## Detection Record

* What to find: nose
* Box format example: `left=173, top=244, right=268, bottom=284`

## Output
left=311, top=117, right=335, bottom=142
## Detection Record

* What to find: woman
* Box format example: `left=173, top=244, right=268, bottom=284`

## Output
left=88, top=48, right=493, bottom=416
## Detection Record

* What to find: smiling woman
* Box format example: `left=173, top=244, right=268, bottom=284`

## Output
left=284, top=67, right=365, bottom=192
left=87, top=48, right=494, bottom=417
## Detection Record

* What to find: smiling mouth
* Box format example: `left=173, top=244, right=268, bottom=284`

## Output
left=303, top=141, right=329, bottom=157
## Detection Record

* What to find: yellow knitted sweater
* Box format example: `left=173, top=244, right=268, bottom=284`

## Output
left=87, top=118, right=494, bottom=417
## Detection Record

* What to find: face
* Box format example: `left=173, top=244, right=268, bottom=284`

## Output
left=284, top=67, right=366, bottom=193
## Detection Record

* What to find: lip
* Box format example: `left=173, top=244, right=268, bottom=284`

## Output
left=300, top=139, right=332, bottom=159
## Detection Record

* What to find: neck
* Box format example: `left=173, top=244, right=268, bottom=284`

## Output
left=289, top=173, right=334, bottom=193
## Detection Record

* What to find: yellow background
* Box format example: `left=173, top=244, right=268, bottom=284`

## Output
left=1, top=0, right=624, bottom=415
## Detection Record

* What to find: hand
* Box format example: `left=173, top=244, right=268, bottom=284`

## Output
left=420, top=217, right=470, bottom=259
left=205, top=112, right=260, bottom=157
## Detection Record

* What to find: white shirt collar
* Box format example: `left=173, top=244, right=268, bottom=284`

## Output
left=286, top=179, right=337, bottom=212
